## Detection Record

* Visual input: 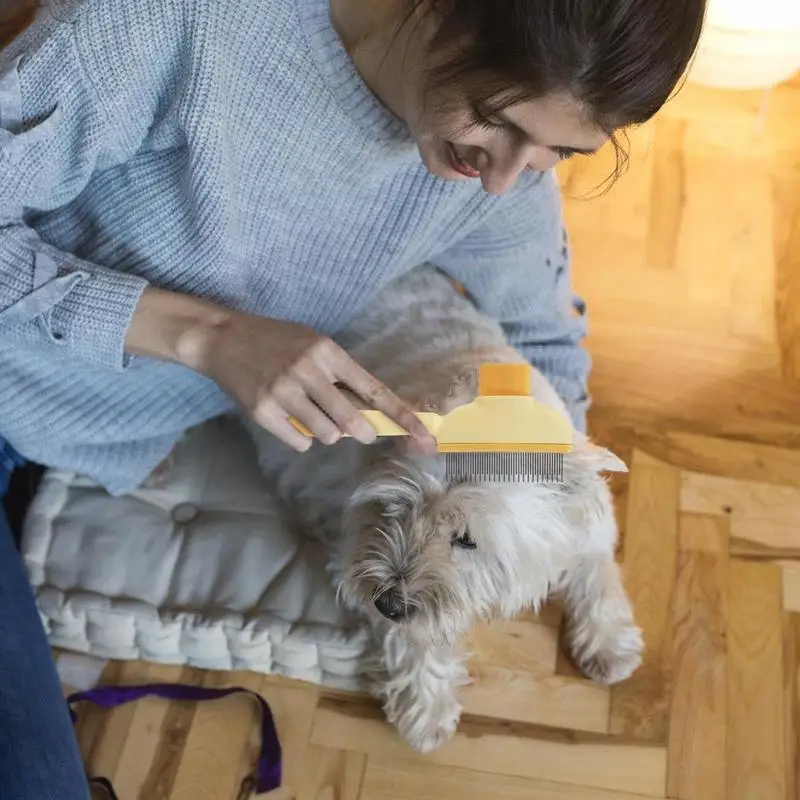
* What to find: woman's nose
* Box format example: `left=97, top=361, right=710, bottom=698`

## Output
left=479, top=146, right=560, bottom=195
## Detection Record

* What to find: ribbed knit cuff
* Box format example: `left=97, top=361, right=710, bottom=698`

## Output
left=47, top=264, right=149, bottom=372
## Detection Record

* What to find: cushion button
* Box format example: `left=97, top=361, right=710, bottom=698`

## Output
left=171, top=503, right=199, bottom=524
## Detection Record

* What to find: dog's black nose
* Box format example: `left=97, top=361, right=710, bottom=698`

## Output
left=374, top=589, right=415, bottom=621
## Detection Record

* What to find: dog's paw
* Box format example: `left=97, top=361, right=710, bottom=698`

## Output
left=568, top=620, right=643, bottom=685
left=395, top=695, right=462, bottom=753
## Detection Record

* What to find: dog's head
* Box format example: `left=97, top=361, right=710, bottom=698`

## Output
left=336, top=434, right=627, bottom=642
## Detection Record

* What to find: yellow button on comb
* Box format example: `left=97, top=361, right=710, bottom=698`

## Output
left=477, top=362, right=531, bottom=397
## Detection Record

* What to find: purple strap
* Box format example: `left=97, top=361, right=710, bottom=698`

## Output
left=67, top=683, right=281, bottom=794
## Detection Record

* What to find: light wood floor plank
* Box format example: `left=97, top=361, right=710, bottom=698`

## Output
left=772, top=147, right=800, bottom=382
left=644, top=116, right=686, bottom=272
left=681, top=472, right=800, bottom=551
left=613, top=430, right=800, bottom=488
left=609, top=450, right=680, bottom=741
left=782, top=614, right=799, bottom=800
left=311, top=699, right=668, bottom=797
left=360, top=757, right=663, bottom=800
left=99, top=662, right=190, bottom=799
left=249, top=682, right=320, bottom=800
left=167, top=670, right=265, bottom=800
left=727, top=560, right=787, bottom=800
left=666, top=514, right=729, bottom=800
left=295, top=745, right=366, bottom=800
left=779, top=562, right=800, bottom=613
left=462, top=617, right=609, bottom=732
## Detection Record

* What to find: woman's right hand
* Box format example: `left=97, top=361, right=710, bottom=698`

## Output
left=125, top=286, right=437, bottom=452
left=196, top=309, right=437, bottom=451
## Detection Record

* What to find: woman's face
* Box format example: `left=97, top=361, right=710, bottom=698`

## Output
left=407, top=89, right=610, bottom=195
left=335, top=0, right=610, bottom=194
left=388, top=14, right=611, bottom=194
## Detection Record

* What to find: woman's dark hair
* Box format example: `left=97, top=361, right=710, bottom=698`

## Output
left=0, top=1, right=38, bottom=49
left=409, top=0, right=706, bottom=157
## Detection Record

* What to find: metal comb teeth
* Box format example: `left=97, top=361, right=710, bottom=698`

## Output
left=443, top=452, right=564, bottom=484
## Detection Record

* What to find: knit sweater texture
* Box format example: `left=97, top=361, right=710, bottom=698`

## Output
left=0, top=0, right=591, bottom=496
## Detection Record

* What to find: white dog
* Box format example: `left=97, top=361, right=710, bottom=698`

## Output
left=246, top=265, right=643, bottom=753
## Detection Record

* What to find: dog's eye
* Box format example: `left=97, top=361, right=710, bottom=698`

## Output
left=451, top=530, right=477, bottom=550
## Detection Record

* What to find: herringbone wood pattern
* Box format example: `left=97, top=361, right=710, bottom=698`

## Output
left=68, top=434, right=800, bottom=799
left=566, top=72, right=800, bottom=452
left=64, top=74, right=800, bottom=798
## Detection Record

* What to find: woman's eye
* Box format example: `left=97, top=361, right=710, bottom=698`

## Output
left=471, top=106, right=506, bottom=131
left=553, top=147, right=576, bottom=161
left=451, top=530, right=478, bottom=550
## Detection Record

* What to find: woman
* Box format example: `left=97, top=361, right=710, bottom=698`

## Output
left=0, top=0, right=704, bottom=795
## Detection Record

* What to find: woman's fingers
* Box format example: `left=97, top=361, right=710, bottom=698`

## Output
left=245, top=335, right=437, bottom=452
left=251, top=396, right=314, bottom=452
left=328, top=349, right=437, bottom=452
left=271, top=377, right=346, bottom=445
left=293, top=359, right=377, bottom=443
left=304, top=379, right=378, bottom=445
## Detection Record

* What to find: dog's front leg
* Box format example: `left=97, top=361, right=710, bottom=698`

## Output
left=558, top=556, right=643, bottom=685
left=369, top=626, right=469, bottom=753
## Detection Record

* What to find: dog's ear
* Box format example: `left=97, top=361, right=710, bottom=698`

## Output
left=583, top=443, right=629, bottom=474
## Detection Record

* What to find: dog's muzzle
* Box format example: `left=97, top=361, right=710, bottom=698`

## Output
left=374, top=588, right=417, bottom=622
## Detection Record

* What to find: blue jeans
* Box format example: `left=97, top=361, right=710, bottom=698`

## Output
left=0, top=441, right=90, bottom=799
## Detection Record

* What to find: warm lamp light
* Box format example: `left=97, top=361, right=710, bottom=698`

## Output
left=687, top=0, right=800, bottom=89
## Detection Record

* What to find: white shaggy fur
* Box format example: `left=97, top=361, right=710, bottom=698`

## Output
left=245, top=265, right=643, bottom=752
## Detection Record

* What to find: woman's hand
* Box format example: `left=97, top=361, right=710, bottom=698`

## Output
left=198, top=311, right=436, bottom=451
left=125, top=287, right=437, bottom=452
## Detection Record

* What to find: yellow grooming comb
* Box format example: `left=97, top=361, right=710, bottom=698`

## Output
left=290, top=363, right=573, bottom=483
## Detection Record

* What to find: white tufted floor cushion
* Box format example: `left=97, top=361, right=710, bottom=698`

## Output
left=20, top=416, right=372, bottom=691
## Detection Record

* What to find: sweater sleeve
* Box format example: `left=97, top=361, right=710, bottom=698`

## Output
left=430, top=170, right=591, bottom=431
left=0, top=12, right=155, bottom=372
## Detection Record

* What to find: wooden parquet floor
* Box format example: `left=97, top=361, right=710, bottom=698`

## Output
left=563, top=72, right=800, bottom=452
left=63, top=75, right=800, bottom=799
left=67, top=433, right=800, bottom=800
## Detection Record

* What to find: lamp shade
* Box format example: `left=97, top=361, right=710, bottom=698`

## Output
left=687, top=0, right=800, bottom=89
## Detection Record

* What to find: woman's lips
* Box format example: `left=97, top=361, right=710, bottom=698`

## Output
left=444, top=141, right=480, bottom=178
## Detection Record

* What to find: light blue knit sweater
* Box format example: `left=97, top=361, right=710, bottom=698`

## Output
left=0, top=0, right=590, bottom=496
